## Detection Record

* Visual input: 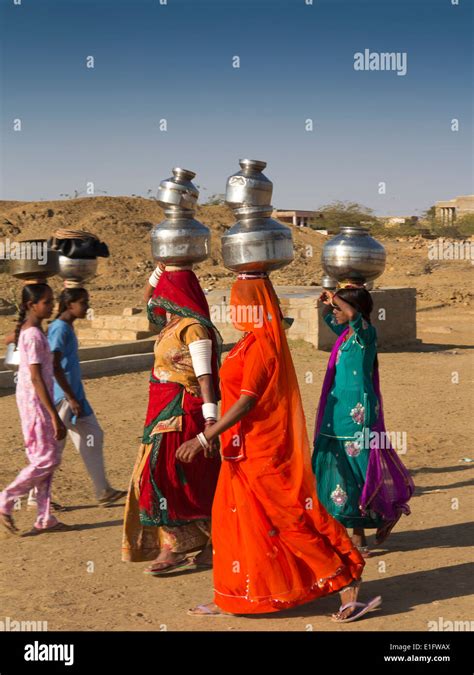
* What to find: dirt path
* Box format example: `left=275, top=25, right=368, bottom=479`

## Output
left=0, top=310, right=472, bottom=632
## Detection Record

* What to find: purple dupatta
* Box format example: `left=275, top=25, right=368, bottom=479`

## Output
left=313, top=325, right=414, bottom=531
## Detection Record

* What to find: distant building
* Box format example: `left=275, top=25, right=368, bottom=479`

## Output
left=435, top=195, right=474, bottom=225
left=273, top=210, right=323, bottom=227
left=381, top=216, right=419, bottom=227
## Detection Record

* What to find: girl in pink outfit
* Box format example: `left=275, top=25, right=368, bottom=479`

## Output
left=0, top=284, right=67, bottom=534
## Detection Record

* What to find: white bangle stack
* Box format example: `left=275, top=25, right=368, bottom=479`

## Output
left=148, top=266, right=164, bottom=288
left=202, top=402, right=218, bottom=421
left=196, top=432, right=210, bottom=450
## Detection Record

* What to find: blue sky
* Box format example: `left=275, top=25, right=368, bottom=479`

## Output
left=0, top=0, right=472, bottom=215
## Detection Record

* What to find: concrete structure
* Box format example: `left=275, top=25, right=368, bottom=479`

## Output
left=0, top=338, right=156, bottom=394
left=435, top=195, right=474, bottom=225
left=382, top=216, right=418, bottom=227
left=207, top=286, right=418, bottom=350
left=75, top=308, right=155, bottom=343
left=273, top=210, right=323, bottom=228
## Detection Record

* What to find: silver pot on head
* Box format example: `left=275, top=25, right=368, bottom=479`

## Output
left=8, top=240, right=59, bottom=281
left=222, top=159, right=294, bottom=273
left=221, top=205, right=293, bottom=273
left=225, top=159, right=273, bottom=208
left=321, top=226, right=386, bottom=285
left=57, top=256, right=98, bottom=284
left=151, top=168, right=210, bottom=265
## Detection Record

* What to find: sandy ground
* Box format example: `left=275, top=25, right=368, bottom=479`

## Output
left=0, top=307, right=472, bottom=632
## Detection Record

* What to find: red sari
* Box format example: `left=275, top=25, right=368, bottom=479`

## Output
left=121, top=269, right=221, bottom=562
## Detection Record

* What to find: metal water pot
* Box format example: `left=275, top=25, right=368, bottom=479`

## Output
left=225, top=159, right=273, bottom=207
left=4, top=343, right=20, bottom=371
left=151, top=168, right=210, bottom=264
left=221, top=205, right=294, bottom=272
left=8, top=240, right=59, bottom=280
left=58, top=256, right=98, bottom=284
left=157, top=167, right=199, bottom=210
left=321, top=226, right=386, bottom=284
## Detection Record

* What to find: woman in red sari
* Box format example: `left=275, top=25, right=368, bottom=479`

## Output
left=177, top=272, right=381, bottom=622
left=121, top=265, right=221, bottom=574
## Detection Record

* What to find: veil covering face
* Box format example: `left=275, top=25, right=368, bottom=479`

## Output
left=147, top=268, right=222, bottom=398
left=211, top=277, right=364, bottom=613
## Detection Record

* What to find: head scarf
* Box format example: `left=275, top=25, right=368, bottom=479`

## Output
left=229, top=273, right=315, bottom=478
left=147, top=269, right=222, bottom=397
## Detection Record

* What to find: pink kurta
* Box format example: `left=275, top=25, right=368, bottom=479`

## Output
left=0, top=326, right=60, bottom=529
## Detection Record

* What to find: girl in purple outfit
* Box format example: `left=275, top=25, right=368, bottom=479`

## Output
left=0, top=284, right=67, bottom=533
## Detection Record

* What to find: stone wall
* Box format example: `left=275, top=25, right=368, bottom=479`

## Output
left=207, top=286, right=418, bottom=350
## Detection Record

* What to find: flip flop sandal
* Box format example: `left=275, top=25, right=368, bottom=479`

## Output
left=0, top=513, right=18, bottom=534
left=32, top=521, right=71, bottom=534
left=189, top=556, right=213, bottom=569
left=143, top=558, right=193, bottom=576
left=187, top=604, right=228, bottom=617
left=332, top=596, right=382, bottom=623
left=98, top=490, right=127, bottom=508
left=51, top=501, right=69, bottom=512
left=356, top=545, right=372, bottom=558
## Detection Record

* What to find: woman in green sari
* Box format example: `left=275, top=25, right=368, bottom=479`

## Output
left=312, top=285, right=384, bottom=558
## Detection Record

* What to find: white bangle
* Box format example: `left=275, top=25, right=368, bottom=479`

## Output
left=196, top=432, right=210, bottom=450
left=148, top=266, right=164, bottom=288
left=189, top=339, right=212, bottom=377
left=202, top=403, right=218, bottom=420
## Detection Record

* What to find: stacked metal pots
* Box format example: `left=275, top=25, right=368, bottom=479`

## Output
left=222, top=159, right=294, bottom=272
left=151, top=168, right=210, bottom=265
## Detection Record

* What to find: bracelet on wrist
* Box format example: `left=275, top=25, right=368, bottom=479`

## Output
left=196, top=432, right=210, bottom=450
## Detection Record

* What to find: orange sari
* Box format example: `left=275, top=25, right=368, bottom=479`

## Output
left=212, top=275, right=364, bottom=614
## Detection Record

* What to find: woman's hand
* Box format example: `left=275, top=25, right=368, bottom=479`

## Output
left=53, top=415, right=67, bottom=441
left=204, top=420, right=220, bottom=458
left=317, top=290, right=335, bottom=306
left=4, top=332, right=15, bottom=345
left=176, top=437, right=203, bottom=463
left=67, top=397, right=82, bottom=418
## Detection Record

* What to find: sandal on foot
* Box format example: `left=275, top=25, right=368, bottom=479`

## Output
left=187, top=604, right=227, bottom=617
left=33, top=521, right=71, bottom=533
left=0, top=513, right=18, bottom=534
left=51, top=500, right=69, bottom=512
left=332, top=596, right=382, bottom=623
left=189, top=555, right=213, bottom=569
left=98, top=489, right=127, bottom=508
left=144, top=558, right=192, bottom=576
left=356, top=545, right=372, bottom=558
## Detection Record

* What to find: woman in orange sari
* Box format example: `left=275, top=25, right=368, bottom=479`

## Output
left=176, top=272, right=382, bottom=622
